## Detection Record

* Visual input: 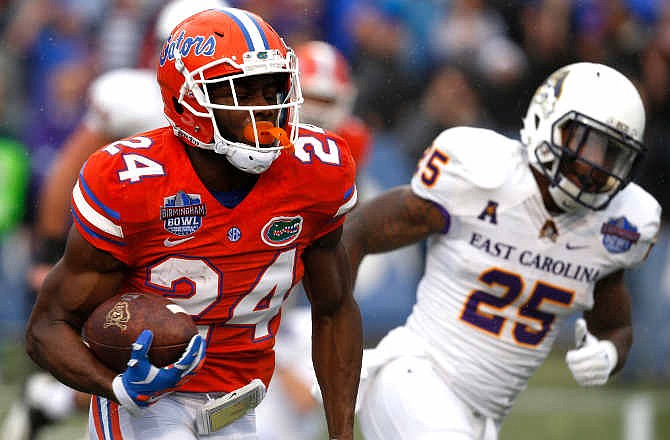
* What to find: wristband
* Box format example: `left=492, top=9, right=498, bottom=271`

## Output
left=112, top=375, right=141, bottom=415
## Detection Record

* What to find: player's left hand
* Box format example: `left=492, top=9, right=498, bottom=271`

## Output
left=565, top=318, right=618, bottom=386
left=112, top=330, right=206, bottom=414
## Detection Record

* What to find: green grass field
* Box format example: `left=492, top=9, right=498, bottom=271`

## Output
left=500, top=352, right=670, bottom=440
left=1, top=340, right=668, bottom=440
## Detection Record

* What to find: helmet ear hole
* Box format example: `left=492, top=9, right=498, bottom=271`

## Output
left=534, top=114, right=540, bottom=129
left=172, top=97, right=184, bottom=114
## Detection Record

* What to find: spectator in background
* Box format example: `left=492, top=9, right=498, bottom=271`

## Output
left=0, top=56, right=30, bottom=342
left=1, top=0, right=96, bottom=227
left=232, top=0, right=325, bottom=46
left=516, top=0, right=574, bottom=109
left=348, top=2, right=425, bottom=130
left=95, top=0, right=154, bottom=71
left=472, top=36, right=528, bottom=136
left=429, top=0, right=508, bottom=70
left=624, top=1, right=670, bottom=382
left=393, top=63, right=490, bottom=162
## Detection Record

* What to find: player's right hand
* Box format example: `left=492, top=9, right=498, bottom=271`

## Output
left=112, top=330, right=206, bottom=413
left=565, top=318, right=617, bottom=387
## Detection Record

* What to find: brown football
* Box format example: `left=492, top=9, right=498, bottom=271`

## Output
left=82, top=292, right=198, bottom=373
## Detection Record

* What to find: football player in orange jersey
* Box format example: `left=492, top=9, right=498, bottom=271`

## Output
left=25, top=8, right=362, bottom=440
left=255, top=40, right=372, bottom=440
left=295, top=40, right=371, bottom=167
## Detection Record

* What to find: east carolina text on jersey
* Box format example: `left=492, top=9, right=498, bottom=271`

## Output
left=71, top=125, right=356, bottom=393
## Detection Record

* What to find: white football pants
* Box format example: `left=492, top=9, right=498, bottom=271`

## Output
left=358, top=356, right=499, bottom=440
left=88, top=392, right=257, bottom=439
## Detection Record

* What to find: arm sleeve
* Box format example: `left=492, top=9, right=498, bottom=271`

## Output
left=70, top=150, right=131, bottom=265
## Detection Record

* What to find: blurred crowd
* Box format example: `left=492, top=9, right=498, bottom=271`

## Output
left=0, top=0, right=669, bottom=383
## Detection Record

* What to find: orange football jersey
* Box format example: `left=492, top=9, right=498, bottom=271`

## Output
left=71, top=125, right=357, bottom=392
left=336, top=116, right=372, bottom=169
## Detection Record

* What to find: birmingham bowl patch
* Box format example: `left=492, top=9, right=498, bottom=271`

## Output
left=601, top=216, right=640, bottom=254
left=261, top=216, right=303, bottom=247
left=160, top=191, right=207, bottom=236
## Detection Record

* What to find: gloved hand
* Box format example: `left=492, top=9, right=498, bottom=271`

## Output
left=565, top=318, right=618, bottom=386
left=112, top=330, right=206, bottom=413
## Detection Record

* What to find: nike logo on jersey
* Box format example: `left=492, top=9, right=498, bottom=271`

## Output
left=565, top=243, right=589, bottom=250
left=163, top=236, right=195, bottom=247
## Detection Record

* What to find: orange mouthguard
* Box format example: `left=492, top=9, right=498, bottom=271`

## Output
left=243, top=121, right=292, bottom=148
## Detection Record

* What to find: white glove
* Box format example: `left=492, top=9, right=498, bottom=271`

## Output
left=565, top=318, right=618, bottom=386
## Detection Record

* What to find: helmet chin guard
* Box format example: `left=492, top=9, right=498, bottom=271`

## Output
left=214, top=140, right=280, bottom=174
left=545, top=172, right=599, bottom=214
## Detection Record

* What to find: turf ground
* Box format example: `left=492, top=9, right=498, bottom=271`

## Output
left=1, top=341, right=668, bottom=440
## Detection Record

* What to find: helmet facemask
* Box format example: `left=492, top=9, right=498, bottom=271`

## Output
left=172, top=48, right=302, bottom=174
left=521, top=63, right=647, bottom=213
left=534, top=112, right=645, bottom=211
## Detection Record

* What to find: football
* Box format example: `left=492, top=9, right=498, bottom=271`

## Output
left=82, top=292, right=198, bottom=373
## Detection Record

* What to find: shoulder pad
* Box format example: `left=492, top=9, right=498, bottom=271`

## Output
left=602, top=183, right=661, bottom=251
left=431, top=127, right=521, bottom=190
left=411, top=127, right=532, bottom=216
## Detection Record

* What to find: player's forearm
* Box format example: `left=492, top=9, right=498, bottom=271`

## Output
left=26, top=260, right=120, bottom=401
left=587, top=270, right=633, bottom=373
left=25, top=304, right=117, bottom=401
left=312, top=294, right=362, bottom=440
left=344, top=186, right=445, bottom=264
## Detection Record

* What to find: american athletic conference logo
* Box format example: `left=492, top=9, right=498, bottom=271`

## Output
left=601, top=216, right=640, bottom=254
left=160, top=191, right=207, bottom=236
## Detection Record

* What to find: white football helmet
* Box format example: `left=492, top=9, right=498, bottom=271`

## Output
left=155, top=0, right=231, bottom=42
left=521, top=62, right=646, bottom=211
left=295, top=41, right=355, bottom=130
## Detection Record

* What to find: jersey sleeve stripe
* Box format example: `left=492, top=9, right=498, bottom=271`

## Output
left=433, top=201, right=451, bottom=234
left=91, top=397, right=104, bottom=439
left=73, top=181, right=124, bottom=239
left=79, top=171, right=121, bottom=220
left=72, top=210, right=125, bottom=247
left=335, top=184, right=358, bottom=217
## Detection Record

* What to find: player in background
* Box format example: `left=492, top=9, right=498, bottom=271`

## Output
left=255, top=40, right=371, bottom=440
left=294, top=40, right=371, bottom=167
left=343, top=62, right=660, bottom=439
left=25, top=7, right=361, bottom=440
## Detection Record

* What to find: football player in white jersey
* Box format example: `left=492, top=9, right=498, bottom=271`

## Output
left=343, top=62, right=661, bottom=439
left=1, top=2, right=229, bottom=439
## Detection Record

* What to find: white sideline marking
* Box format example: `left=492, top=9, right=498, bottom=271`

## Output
left=623, top=393, right=654, bottom=440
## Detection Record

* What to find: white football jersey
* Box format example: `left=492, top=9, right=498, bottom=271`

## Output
left=82, top=68, right=165, bottom=138
left=402, top=127, right=660, bottom=420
